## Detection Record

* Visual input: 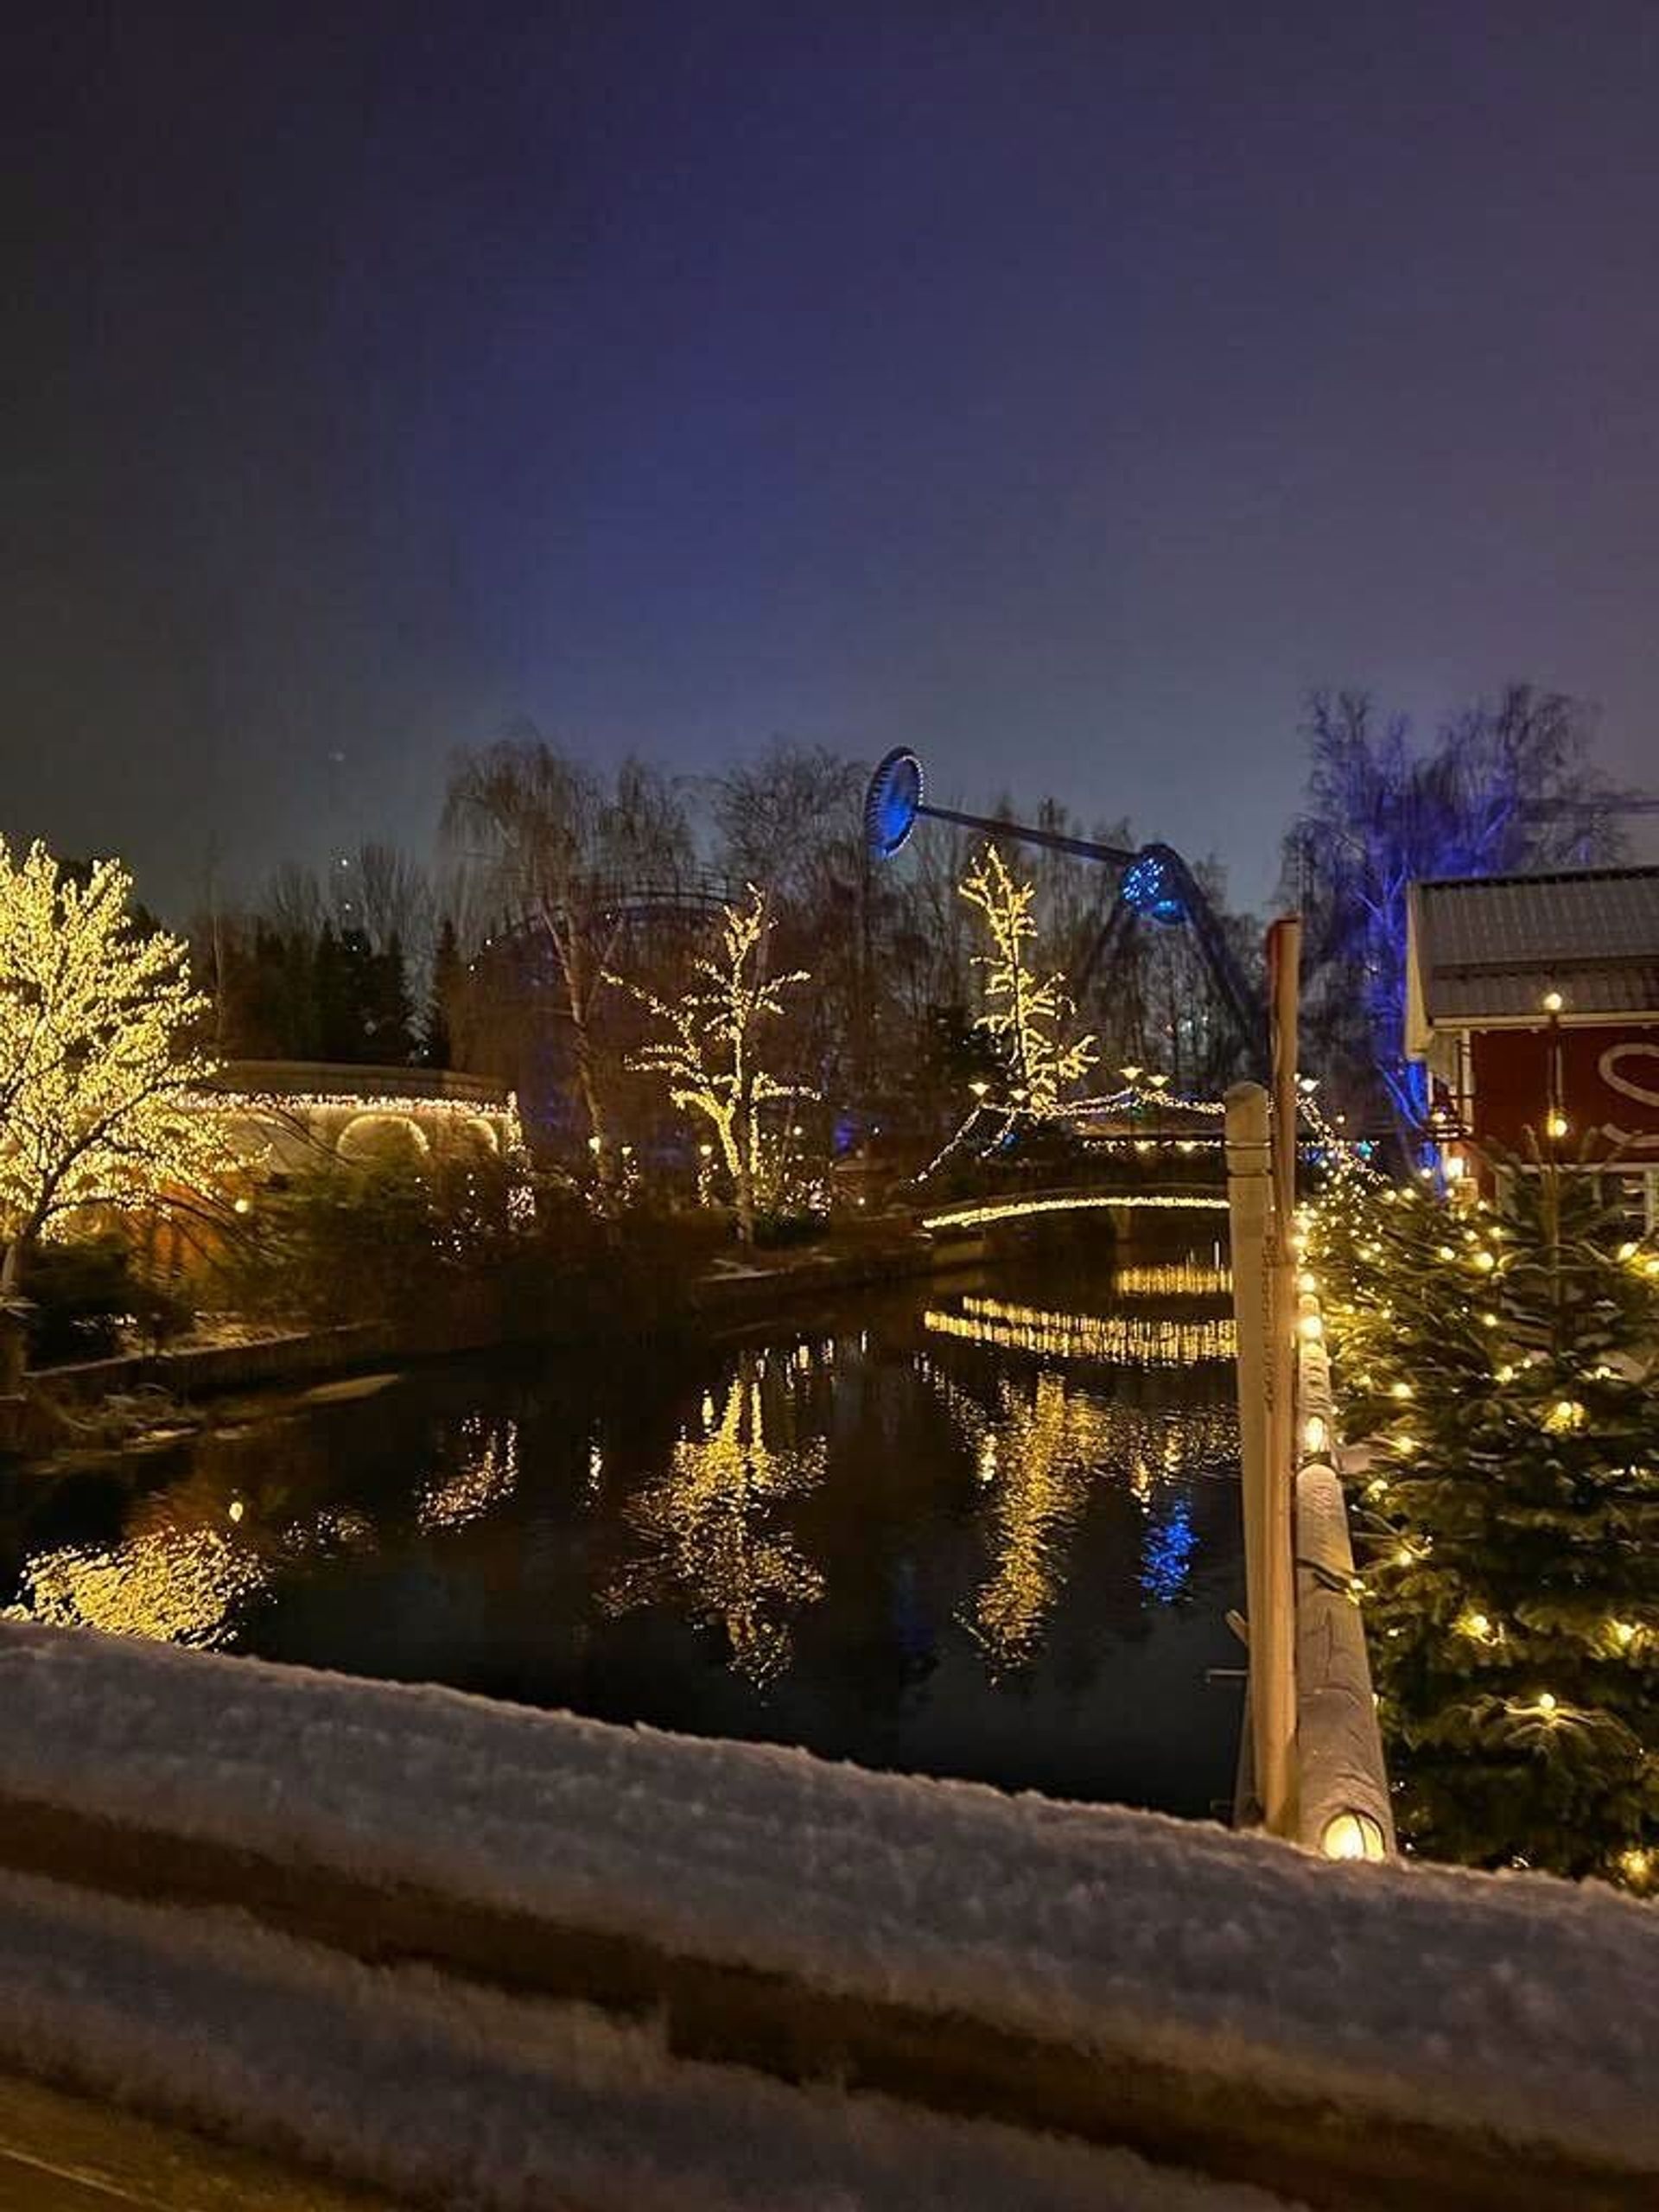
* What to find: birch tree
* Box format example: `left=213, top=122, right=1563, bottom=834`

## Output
left=443, top=735, right=692, bottom=1173
left=959, top=843, right=1096, bottom=1116
left=613, top=887, right=812, bottom=1245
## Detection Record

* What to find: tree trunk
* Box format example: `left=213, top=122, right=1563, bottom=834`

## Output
left=551, top=919, right=613, bottom=1184
left=729, top=1109, right=756, bottom=1249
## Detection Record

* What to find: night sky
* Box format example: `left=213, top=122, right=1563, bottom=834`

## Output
left=7, top=3, right=1658, bottom=919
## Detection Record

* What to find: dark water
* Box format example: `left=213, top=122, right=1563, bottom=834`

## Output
left=0, top=1249, right=1245, bottom=1816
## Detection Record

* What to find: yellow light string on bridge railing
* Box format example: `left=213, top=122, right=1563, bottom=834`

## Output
left=923, top=1192, right=1230, bottom=1231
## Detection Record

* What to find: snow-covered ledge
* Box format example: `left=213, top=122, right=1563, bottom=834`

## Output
left=0, top=1624, right=1654, bottom=2208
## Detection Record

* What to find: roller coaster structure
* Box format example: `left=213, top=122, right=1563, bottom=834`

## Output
left=864, top=748, right=1267, bottom=1079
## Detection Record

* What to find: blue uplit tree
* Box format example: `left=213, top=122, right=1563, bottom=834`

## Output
left=1287, top=685, right=1624, bottom=1162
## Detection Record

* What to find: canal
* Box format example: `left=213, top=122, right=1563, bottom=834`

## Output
left=0, top=1243, right=1245, bottom=1818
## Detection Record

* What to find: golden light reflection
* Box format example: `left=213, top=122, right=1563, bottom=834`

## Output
left=416, top=1415, right=521, bottom=1531
left=605, top=1354, right=827, bottom=1683
left=6, top=1527, right=265, bottom=1649
left=1111, top=1262, right=1232, bottom=1298
left=925, top=1294, right=1234, bottom=1366
left=934, top=1363, right=1237, bottom=1673
left=960, top=1370, right=1102, bottom=1671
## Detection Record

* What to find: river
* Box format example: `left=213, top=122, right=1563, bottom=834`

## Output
left=0, top=1243, right=1244, bottom=1817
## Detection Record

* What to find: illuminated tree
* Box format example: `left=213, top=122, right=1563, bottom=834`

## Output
left=613, top=887, right=812, bottom=1245
left=959, top=842, right=1096, bottom=1116
left=0, top=840, right=231, bottom=1296
left=1288, top=685, right=1621, bottom=1157
left=1313, top=1165, right=1659, bottom=1885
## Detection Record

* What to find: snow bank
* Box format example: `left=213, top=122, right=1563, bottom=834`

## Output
left=0, top=1866, right=1300, bottom=2211
left=0, top=1624, right=1653, bottom=2181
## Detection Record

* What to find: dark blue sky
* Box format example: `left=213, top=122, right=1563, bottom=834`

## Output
left=7, top=2, right=1658, bottom=917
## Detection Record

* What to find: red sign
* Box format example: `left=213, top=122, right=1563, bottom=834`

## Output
left=1470, top=1024, right=1659, bottom=1160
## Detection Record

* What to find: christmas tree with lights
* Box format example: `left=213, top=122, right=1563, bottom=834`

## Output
left=1313, top=1159, right=1659, bottom=1888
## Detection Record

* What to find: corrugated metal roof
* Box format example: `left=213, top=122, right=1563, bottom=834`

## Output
left=1413, top=867, right=1659, bottom=1027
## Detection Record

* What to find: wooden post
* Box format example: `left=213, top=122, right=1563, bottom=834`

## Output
left=1262, top=918, right=1302, bottom=1837
left=1268, top=918, right=1302, bottom=1231
left=1225, top=1081, right=1294, bottom=1832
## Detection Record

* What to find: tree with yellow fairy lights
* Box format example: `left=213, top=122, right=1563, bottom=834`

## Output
left=0, top=840, right=231, bottom=1300
left=959, top=842, right=1096, bottom=1118
left=612, top=887, right=814, bottom=1246
left=1313, top=1160, right=1659, bottom=1888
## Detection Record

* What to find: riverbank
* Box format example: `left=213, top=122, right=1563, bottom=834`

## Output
left=1, top=1217, right=956, bottom=1459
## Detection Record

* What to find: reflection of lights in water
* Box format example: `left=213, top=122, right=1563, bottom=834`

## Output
left=1141, top=1497, right=1198, bottom=1603
left=963, top=1370, right=1100, bottom=1673
left=588, top=1441, right=605, bottom=1494
left=1112, top=1262, right=1232, bottom=1298
left=416, top=1416, right=520, bottom=1532
left=928, top=1355, right=1236, bottom=1674
left=606, top=1355, right=827, bottom=1684
left=6, top=1529, right=264, bottom=1649
left=311, top=1510, right=378, bottom=1553
left=925, top=1295, right=1234, bottom=1366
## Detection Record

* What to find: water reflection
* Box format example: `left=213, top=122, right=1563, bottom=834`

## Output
left=417, top=1414, right=520, bottom=1532
left=1112, top=1261, right=1232, bottom=1298
left=925, top=1294, right=1234, bottom=1365
left=0, top=1257, right=1247, bottom=1813
left=923, top=1294, right=1240, bottom=1674
left=605, top=1351, right=829, bottom=1683
left=7, top=1409, right=523, bottom=1646
left=1141, top=1495, right=1198, bottom=1603
left=5, top=1473, right=267, bottom=1649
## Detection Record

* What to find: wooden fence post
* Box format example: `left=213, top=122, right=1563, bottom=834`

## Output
left=1226, top=1081, right=1295, bottom=1832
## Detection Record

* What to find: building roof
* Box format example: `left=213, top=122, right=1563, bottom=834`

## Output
left=1406, top=866, right=1659, bottom=1048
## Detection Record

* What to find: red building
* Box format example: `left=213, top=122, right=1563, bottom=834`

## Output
left=1405, top=865, right=1659, bottom=1227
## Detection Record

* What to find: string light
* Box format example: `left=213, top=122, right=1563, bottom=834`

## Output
left=922, top=1192, right=1229, bottom=1231
left=1543, top=1399, right=1586, bottom=1433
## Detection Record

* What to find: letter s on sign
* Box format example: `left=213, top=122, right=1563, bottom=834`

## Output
left=1599, top=1041, right=1659, bottom=1151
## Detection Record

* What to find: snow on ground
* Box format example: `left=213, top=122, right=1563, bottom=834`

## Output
left=0, top=1866, right=1304, bottom=2212
left=0, top=1624, right=1655, bottom=2177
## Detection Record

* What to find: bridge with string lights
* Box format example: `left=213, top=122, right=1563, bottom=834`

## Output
left=915, top=1079, right=1231, bottom=1236
left=912, top=1072, right=1358, bottom=1237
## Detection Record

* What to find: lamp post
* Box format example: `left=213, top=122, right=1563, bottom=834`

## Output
left=1541, top=990, right=1567, bottom=1155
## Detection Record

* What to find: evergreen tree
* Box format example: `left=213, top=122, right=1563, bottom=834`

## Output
left=366, top=931, right=416, bottom=1063
left=313, top=923, right=353, bottom=1061
left=1313, top=1164, right=1659, bottom=1887
left=423, top=917, right=461, bottom=1069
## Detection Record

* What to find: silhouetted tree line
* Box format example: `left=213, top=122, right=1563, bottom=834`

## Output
left=189, top=682, right=1628, bottom=1165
